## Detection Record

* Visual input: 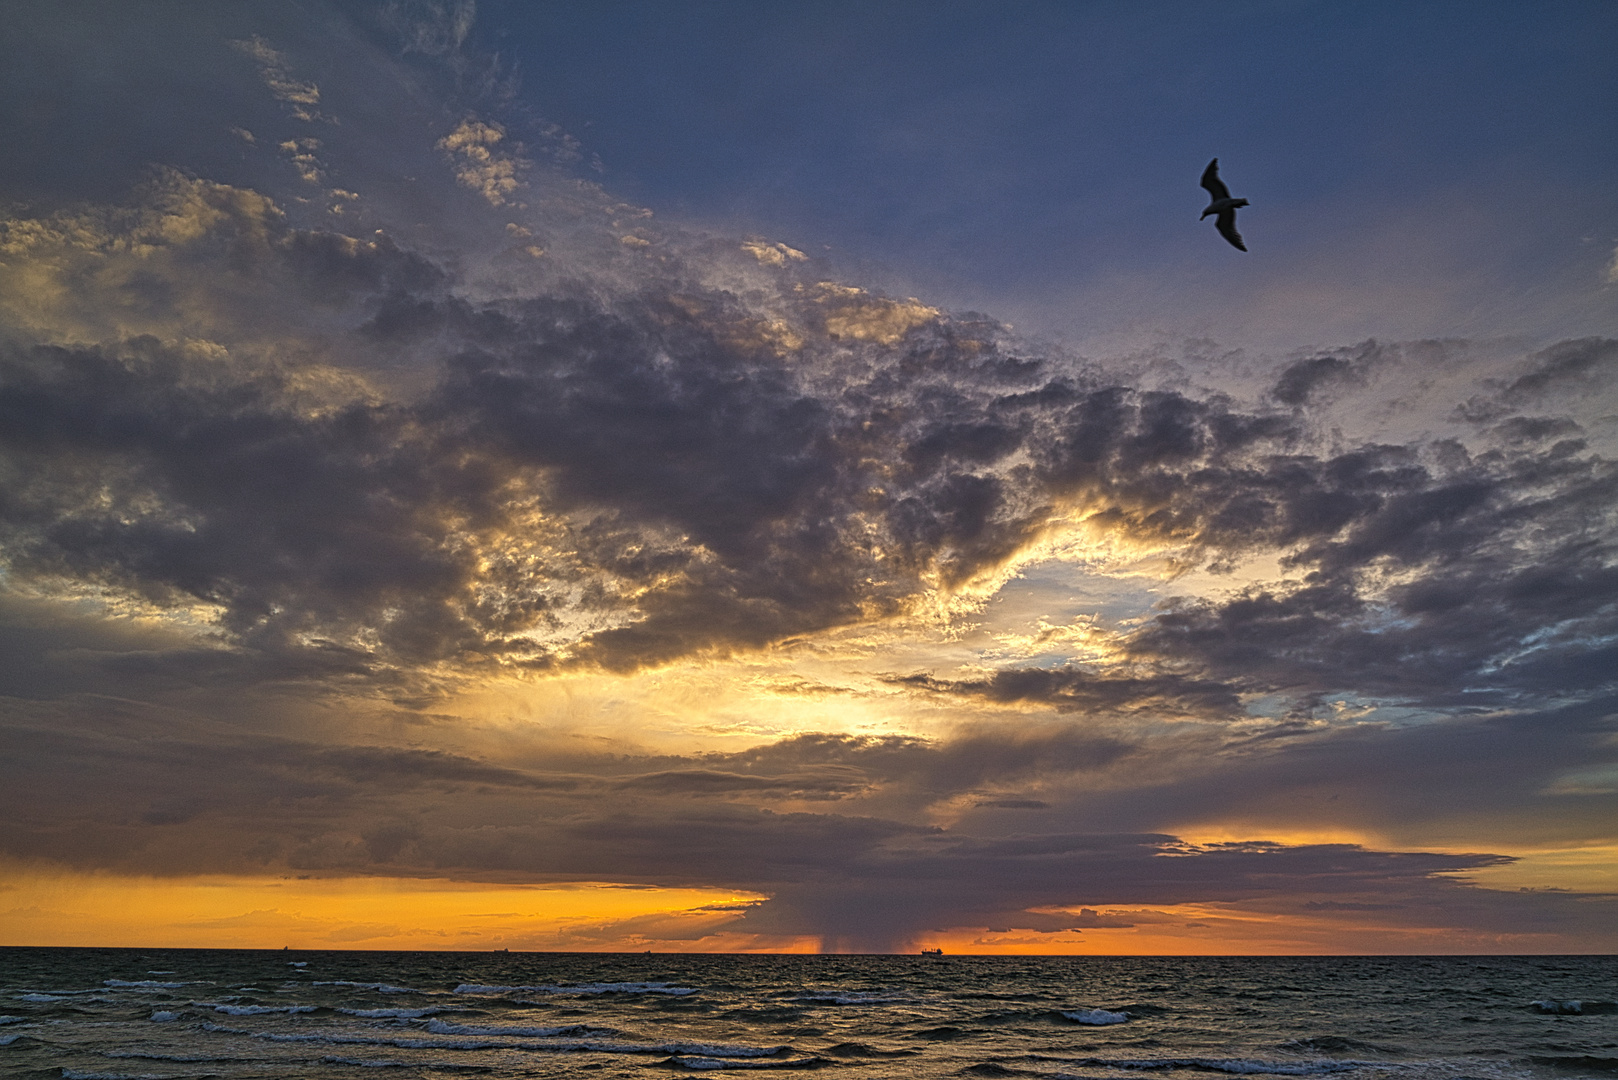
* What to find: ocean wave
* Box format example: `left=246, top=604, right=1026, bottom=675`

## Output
left=18, top=993, right=72, bottom=1002
left=1526, top=1056, right=1618, bottom=1073
left=206, top=1003, right=319, bottom=1015
left=321, top=1058, right=493, bottom=1072
left=312, top=981, right=419, bottom=994
left=793, top=991, right=910, bottom=1005
left=106, top=1052, right=250, bottom=1064
left=338, top=1007, right=446, bottom=1018
left=0, top=1033, right=20, bottom=1046
left=322, top=1060, right=407, bottom=1069
left=148, top=1011, right=180, bottom=1023
left=665, top=1056, right=824, bottom=1071
left=1279, top=1038, right=1398, bottom=1055
left=204, top=1023, right=786, bottom=1059
left=425, top=1019, right=612, bottom=1037
left=0, top=1016, right=22, bottom=1024
left=819, top=1042, right=917, bottom=1058
left=1532, top=999, right=1618, bottom=1015
left=453, top=981, right=697, bottom=996
left=1062, top=1009, right=1130, bottom=1025
left=1044, top=1056, right=1376, bottom=1075
left=104, top=979, right=194, bottom=989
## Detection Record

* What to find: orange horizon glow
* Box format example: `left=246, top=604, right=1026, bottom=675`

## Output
left=2, top=868, right=1602, bottom=956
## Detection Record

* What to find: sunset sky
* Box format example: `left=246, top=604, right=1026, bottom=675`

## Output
left=2, top=0, right=1616, bottom=954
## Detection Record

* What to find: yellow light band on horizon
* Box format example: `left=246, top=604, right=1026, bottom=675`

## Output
left=0, top=868, right=779, bottom=952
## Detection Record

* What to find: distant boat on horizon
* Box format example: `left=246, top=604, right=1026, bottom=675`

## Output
left=920, top=947, right=943, bottom=956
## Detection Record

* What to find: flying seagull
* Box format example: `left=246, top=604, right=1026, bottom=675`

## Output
left=1199, top=158, right=1249, bottom=251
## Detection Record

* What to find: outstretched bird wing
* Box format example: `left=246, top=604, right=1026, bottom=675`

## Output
left=1214, top=209, right=1246, bottom=251
left=1200, top=158, right=1231, bottom=201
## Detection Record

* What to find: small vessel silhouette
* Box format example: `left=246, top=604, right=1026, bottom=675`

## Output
left=920, top=947, right=943, bottom=956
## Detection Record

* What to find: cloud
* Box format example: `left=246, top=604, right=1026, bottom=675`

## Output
left=887, top=667, right=1242, bottom=718
left=3, top=170, right=1612, bottom=715
left=437, top=119, right=526, bottom=205
left=2, top=0, right=1615, bottom=954
left=230, top=35, right=327, bottom=122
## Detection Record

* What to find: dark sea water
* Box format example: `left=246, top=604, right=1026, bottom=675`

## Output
left=1, top=949, right=1615, bottom=1079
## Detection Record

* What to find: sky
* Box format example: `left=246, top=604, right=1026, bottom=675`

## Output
left=0, top=0, right=1615, bottom=954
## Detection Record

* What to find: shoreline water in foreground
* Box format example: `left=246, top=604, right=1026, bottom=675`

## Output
left=1, top=948, right=1614, bottom=1079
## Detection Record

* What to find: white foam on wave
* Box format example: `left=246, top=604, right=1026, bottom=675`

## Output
left=105, top=979, right=193, bottom=989
left=1533, top=999, right=1584, bottom=1014
left=148, top=1011, right=179, bottom=1023
left=0, top=1015, right=23, bottom=1024
left=1063, top=1008, right=1130, bottom=1025
left=288, top=962, right=308, bottom=968
left=453, top=980, right=697, bottom=996
left=0, top=1033, right=19, bottom=1046
left=794, top=991, right=909, bottom=1005
left=18, top=993, right=70, bottom=1002
left=312, top=981, right=418, bottom=994
left=339, top=1006, right=445, bottom=1018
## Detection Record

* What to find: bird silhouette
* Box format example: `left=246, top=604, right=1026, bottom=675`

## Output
left=1199, top=159, right=1249, bottom=251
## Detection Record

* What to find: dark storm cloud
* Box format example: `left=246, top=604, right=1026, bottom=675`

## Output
left=1053, top=693, right=1618, bottom=849
left=4, top=186, right=1612, bottom=706
left=1457, top=337, right=1618, bottom=422
left=1123, top=438, right=1618, bottom=707
left=0, top=335, right=522, bottom=669
left=886, top=667, right=1242, bottom=717
left=3, top=680, right=1613, bottom=947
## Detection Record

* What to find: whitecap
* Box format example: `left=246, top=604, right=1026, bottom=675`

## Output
left=1062, top=1008, right=1130, bottom=1025
left=0, top=1016, right=23, bottom=1024
left=312, top=981, right=417, bottom=994
left=0, top=1033, right=19, bottom=1046
left=148, top=1011, right=180, bottom=1023
left=339, top=1007, right=445, bottom=1019
left=1533, top=999, right=1584, bottom=1014
left=104, top=980, right=192, bottom=989
left=794, top=991, right=909, bottom=1005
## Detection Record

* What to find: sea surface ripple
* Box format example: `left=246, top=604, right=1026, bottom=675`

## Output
left=1, top=950, right=1614, bottom=1079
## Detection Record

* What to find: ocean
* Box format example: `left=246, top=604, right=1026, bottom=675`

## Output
left=0, top=949, right=1613, bottom=1079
